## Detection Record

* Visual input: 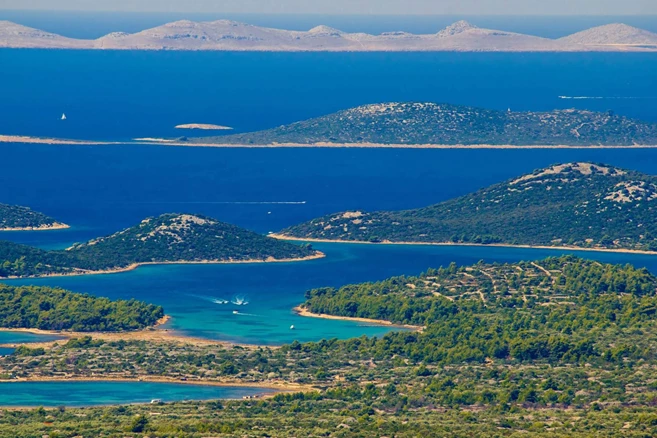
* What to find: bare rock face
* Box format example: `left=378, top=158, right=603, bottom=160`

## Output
left=437, top=20, right=478, bottom=37
left=559, top=23, right=657, bottom=45
left=2, top=19, right=657, bottom=51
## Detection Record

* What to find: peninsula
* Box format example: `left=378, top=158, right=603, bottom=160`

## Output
left=6, top=256, right=657, bottom=436
left=187, top=103, right=657, bottom=147
left=277, top=162, right=657, bottom=252
left=0, top=284, right=163, bottom=332
left=0, top=203, right=69, bottom=231
left=1, top=20, right=656, bottom=52
left=0, top=213, right=322, bottom=278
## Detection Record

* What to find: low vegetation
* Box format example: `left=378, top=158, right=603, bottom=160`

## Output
left=193, top=102, right=657, bottom=146
left=0, top=284, right=163, bottom=331
left=0, top=203, right=66, bottom=230
left=282, top=162, right=657, bottom=251
left=0, top=213, right=318, bottom=278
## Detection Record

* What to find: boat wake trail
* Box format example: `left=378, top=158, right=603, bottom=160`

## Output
left=189, top=294, right=229, bottom=305
left=558, top=96, right=656, bottom=100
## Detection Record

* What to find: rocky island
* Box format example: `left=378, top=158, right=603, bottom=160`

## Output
left=276, top=162, right=657, bottom=252
left=1, top=19, right=656, bottom=52
left=0, top=203, right=69, bottom=231
left=0, top=213, right=322, bottom=278
left=188, top=103, right=657, bottom=147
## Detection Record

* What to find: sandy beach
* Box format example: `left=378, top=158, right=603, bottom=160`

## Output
left=270, top=234, right=657, bottom=256
left=0, top=222, right=70, bottom=231
left=2, top=251, right=325, bottom=280
left=293, top=306, right=424, bottom=331
left=175, top=124, right=233, bottom=130
left=2, top=134, right=657, bottom=149
left=0, top=316, right=263, bottom=349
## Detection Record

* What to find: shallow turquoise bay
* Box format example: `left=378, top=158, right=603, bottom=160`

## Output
left=7, top=242, right=657, bottom=345
left=0, top=381, right=274, bottom=407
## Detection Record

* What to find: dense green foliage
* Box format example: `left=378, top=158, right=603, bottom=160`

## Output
left=5, top=256, right=657, bottom=436
left=0, top=284, right=163, bottom=331
left=0, top=203, right=66, bottom=230
left=0, top=213, right=318, bottom=278
left=282, top=162, right=657, bottom=251
left=303, top=256, right=657, bottom=364
left=192, top=102, right=657, bottom=146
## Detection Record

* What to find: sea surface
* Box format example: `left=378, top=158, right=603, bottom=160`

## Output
left=0, top=44, right=656, bottom=345
left=0, top=331, right=65, bottom=356
left=1, top=146, right=657, bottom=344
left=0, top=381, right=275, bottom=407
left=0, top=51, right=656, bottom=141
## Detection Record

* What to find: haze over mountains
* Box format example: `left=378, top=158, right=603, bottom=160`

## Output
left=1, top=19, right=657, bottom=51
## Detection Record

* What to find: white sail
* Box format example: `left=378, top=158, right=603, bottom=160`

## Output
left=61, top=113, right=67, bottom=120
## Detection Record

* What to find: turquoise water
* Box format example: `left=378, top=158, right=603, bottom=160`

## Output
left=0, top=381, right=274, bottom=407
left=0, top=332, right=63, bottom=344
left=6, top=241, right=657, bottom=345
left=0, top=332, right=65, bottom=356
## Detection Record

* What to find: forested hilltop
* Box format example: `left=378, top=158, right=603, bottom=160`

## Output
left=7, top=256, right=657, bottom=436
left=0, top=213, right=320, bottom=278
left=190, top=103, right=657, bottom=146
left=0, top=203, right=68, bottom=231
left=280, top=162, right=657, bottom=252
left=0, top=284, right=163, bottom=331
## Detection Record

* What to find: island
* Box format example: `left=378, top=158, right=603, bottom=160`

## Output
left=0, top=284, right=163, bottom=332
left=175, top=124, right=233, bottom=130
left=0, top=203, right=69, bottom=231
left=187, top=103, right=657, bottom=147
left=4, top=256, right=657, bottom=436
left=276, top=162, right=657, bottom=252
left=0, top=213, right=323, bottom=278
left=1, top=19, right=656, bottom=52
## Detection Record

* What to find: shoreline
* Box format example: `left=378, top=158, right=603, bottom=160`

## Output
left=2, top=135, right=657, bottom=149
left=2, top=251, right=325, bottom=280
left=0, top=315, right=264, bottom=349
left=269, top=234, right=657, bottom=256
left=293, top=306, right=424, bottom=331
left=0, top=222, right=70, bottom=232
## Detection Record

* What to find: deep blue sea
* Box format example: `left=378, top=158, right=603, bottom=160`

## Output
left=0, top=29, right=657, bottom=346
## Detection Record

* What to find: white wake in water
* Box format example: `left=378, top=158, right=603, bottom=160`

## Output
left=558, top=96, right=655, bottom=100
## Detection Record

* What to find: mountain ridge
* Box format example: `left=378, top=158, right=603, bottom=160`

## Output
left=189, top=102, right=657, bottom=147
left=1, top=19, right=656, bottom=51
left=278, top=162, right=657, bottom=252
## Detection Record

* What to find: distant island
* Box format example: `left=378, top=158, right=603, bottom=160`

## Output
left=276, top=162, right=657, bottom=253
left=0, top=213, right=322, bottom=278
left=1, top=19, right=656, bottom=52
left=175, top=124, right=233, bottom=130
left=0, top=203, right=68, bottom=231
left=3, top=103, right=657, bottom=148
left=187, top=103, right=657, bottom=147
left=0, top=284, right=163, bottom=332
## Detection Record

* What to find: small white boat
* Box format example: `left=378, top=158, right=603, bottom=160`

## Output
left=61, top=113, right=67, bottom=120
left=290, top=325, right=295, bottom=330
left=232, top=310, right=239, bottom=315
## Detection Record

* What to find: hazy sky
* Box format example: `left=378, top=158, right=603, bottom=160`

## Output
left=1, top=0, right=656, bottom=15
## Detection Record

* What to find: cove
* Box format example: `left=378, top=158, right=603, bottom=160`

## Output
left=0, top=381, right=275, bottom=407
left=6, top=242, right=657, bottom=345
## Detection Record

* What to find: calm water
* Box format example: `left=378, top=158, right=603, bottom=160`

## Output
left=0, top=146, right=657, bottom=343
left=0, top=381, right=274, bottom=407
left=0, top=332, right=65, bottom=356
left=1, top=51, right=656, bottom=141
left=0, top=48, right=656, bottom=344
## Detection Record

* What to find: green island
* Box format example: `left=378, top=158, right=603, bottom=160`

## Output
left=188, top=102, right=657, bottom=146
left=0, top=213, right=321, bottom=278
left=4, top=256, right=657, bottom=436
left=278, top=162, right=657, bottom=252
left=0, top=203, right=68, bottom=231
left=0, top=284, right=163, bottom=332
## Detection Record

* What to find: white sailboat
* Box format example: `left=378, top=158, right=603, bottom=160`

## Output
left=61, top=113, right=67, bottom=120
